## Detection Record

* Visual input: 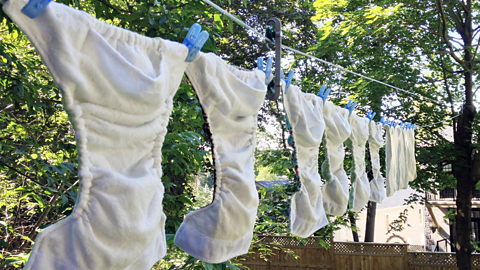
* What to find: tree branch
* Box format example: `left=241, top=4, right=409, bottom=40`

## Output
left=440, top=56, right=458, bottom=132
left=165, top=3, right=190, bottom=11
left=97, top=0, right=132, bottom=14
left=2, top=163, right=43, bottom=187
left=436, top=0, right=466, bottom=67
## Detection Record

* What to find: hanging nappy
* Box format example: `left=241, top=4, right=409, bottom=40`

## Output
left=174, top=52, right=266, bottom=263
left=368, top=121, right=386, bottom=203
left=346, top=113, right=371, bottom=212
left=385, top=125, right=399, bottom=197
left=407, top=128, right=417, bottom=182
left=283, top=85, right=328, bottom=238
left=397, top=127, right=408, bottom=190
left=3, top=1, right=190, bottom=269
left=321, top=102, right=351, bottom=216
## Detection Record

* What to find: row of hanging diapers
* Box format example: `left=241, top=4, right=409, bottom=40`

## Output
left=3, top=0, right=417, bottom=268
left=283, top=83, right=417, bottom=239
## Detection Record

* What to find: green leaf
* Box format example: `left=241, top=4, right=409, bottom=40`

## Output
left=202, top=261, right=214, bottom=270
left=225, top=262, right=241, bottom=270
left=32, top=193, right=45, bottom=209
left=214, top=14, right=223, bottom=31
left=61, top=194, right=68, bottom=206
left=0, top=238, right=10, bottom=248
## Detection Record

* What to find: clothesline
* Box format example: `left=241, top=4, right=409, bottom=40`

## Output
left=202, top=0, right=459, bottom=130
left=417, top=113, right=462, bottom=128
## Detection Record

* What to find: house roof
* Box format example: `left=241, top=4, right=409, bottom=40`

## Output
left=256, top=180, right=293, bottom=189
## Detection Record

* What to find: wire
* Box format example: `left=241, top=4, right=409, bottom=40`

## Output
left=417, top=114, right=461, bottom=129
left=201, top=0, right=444, bottom=106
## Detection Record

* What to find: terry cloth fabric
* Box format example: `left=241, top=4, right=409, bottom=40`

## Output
left=385, top=125, right=399, bottom=197
left=174, top=52, right=266, bottom=263
left=346, top=113, right=371, bottom=212
left=368, top=121, right=386, bottom=203
left=4, top=1, right=189, bottom=269
left=321, top=103, right=351, bottom=216
left=283, top=85, right=328, bottom=238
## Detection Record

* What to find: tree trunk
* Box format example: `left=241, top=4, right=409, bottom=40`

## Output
left=365, top=170, right=376, bottom=242
left=349, top=212, right=359, bottom=242
left=365, top=201, right=377, bottom=242
left=454, top=79, right=476, bottom=270
left=453, top=0, right=477, bottom=266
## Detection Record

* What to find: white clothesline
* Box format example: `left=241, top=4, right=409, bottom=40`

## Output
left=417, top=113, right=461, bottom=128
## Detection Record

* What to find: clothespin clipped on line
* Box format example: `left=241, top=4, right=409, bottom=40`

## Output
left=317, top=85, right=331, bottom=104
left=386, top=119, right=394, bottom=127
left=183, top=23, right=209, bottom=62
left=366, top=110, right=376, bottom=121
left=379, top=115, right=387, bottom=125
left=284, top=70, right=294, bottom=94
left=257, top=57, right=273, bottom=85
left=346, top=100, right=357, bottom=116
left=22, top=0, right=52, bottom=18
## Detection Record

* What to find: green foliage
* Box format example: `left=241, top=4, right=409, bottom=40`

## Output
left=255, top=165, right=279, bottom=181
left=387, top=208, right=410, bottom=234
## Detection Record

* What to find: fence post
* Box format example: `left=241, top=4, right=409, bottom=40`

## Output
left=404, top=244, right=409, bottom=270
left=329, top=238, right=336, bottom=269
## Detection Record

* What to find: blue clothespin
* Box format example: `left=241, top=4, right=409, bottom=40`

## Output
left=346, top=100, right=357, bottom=116
left=22, top=0, right=52, bottom=19
left=317, top=85, right=331, bottom=104
left=379, top=115, right=387, bottom=125
left=393, top=121, right=399, bottom=128
left=284, top=70, right=294, bottom=94
left=387, top=119, right=394, bottom=127
left=183, top=23, right=209, bottom=62
left=257, top=57, right=273, bottom=85
left=366, top=110, right=376, bottom=121
left=412, top=124, right=416, bottom=130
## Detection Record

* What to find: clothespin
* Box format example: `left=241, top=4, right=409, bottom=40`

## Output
left=284, top=70, right=294, bottom=94
left=392, top=121, right=399, bottom=128
left=412, top=124, right=416, bottom=130
left=257, top=57, right=273, bottom=85
left=366, top=110, right=376, bottom=121
left=346, top=100, right=357, bottom=116
left=183, top=23, right=209, bottom=62
left=317, top=85, right=331, bottom=104
left=387, top=119, right=394, bottom=127
left=379, top=115, right=387, bottom=125
left=22, top=0, right=52, bottom=18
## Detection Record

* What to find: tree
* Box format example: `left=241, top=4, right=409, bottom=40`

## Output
left=311, top=0, right=479, bottom=268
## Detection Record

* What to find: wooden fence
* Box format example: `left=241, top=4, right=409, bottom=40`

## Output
left=239, top=236, right=480, bottom=270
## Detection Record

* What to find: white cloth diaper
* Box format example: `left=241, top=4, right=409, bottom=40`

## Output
left=283, top=85, right=328, bottom=238
left=174, top=52, right=266, bottom=263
